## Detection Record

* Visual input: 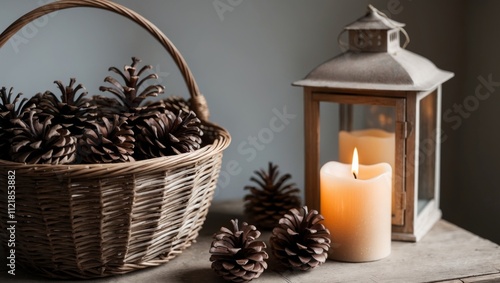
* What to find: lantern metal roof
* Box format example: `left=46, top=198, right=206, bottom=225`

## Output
left=293, top=6, right=454, bottom=92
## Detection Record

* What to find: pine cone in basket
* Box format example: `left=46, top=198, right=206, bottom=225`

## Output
left=209, top=219, right=268, bottom=283
left=132, top=99, right=172, bottom=118
left=244, top=162, right=301, bottom=230
left=131, top=96, right=193, bottom=121
left=130, top=95, right=191, bottom=117
left=0, top=87, right=29, bottom=160
left=134, top=109, right=203, bottom=159
left=78, top=115, right=135, bottom=163
left=9, top=110, right=77, bottom=164
left=161, top=95, right=191, bottom=113
left=24, top=78, right=91, bottom=136
left=99, top=57, right=165, bottom=111
left=270, top=206, right=331, bottom=271
left=87, top=94, right=127, bottom=118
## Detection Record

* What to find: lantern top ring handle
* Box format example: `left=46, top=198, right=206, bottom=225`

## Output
left=400, top=28, right=410, bottom=49
left=367, top=5, right=410, bottom=49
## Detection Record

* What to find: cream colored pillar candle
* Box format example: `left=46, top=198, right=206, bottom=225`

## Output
left=320, top=151, right=392, bottom=262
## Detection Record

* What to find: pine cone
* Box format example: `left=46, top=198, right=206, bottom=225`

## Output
left=87, top=95, right=126, bottom=118
left=99, top=57, right=164, bottom=111
left=209, top=219, right=268, bottom=283
left=134, top=109, right=203, bottom=159
left=135, top=96, right=191, bottom=117
left=26, top=78, right=90, bottom=136
left=0, top=87, right=28, bottom=124
left=9, top=111, right=77, bottom=164
left=79, top=115, right=135, bottom=163
left=162, top=96, right=191, bottom=113
left=132, top=99, right=171, bottom=119
left=270, top=206, right=330, bottom=271
left=0, top=87, right=29, bottom=160
left=244, top=162, right=301, bottom=230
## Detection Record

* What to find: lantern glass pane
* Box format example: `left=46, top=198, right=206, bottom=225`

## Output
left=417, top=91, right=438, bottom=214
left=337, top=104, right=395, bottom=166
left=316, top=95, right=405, bottom=227
left=336, top=103, right=398, bottom=224
left=319, top=102, right=341, bottom=166
left=341, top=104, right=396, bottom=132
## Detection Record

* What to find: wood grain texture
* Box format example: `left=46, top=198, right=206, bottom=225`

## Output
left=461, top=273, right=500, bottom=282
left=303, top=88, right=321, bottom=211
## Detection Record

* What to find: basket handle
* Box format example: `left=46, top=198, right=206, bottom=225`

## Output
left=0, top=0, right=210, bottom=121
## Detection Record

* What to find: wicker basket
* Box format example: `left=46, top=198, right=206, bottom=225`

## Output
left=0, top=0, right=231, bottom=279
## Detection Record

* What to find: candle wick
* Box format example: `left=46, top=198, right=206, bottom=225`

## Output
left=353, top=172, right=357, bottom=179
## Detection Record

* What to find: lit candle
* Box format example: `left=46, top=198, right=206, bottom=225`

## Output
left=320, top=148, right=392, bottom=262
left=339, top=129, right=396, bottom=223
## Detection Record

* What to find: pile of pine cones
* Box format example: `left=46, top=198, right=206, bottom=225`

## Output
left=209, top=208, right=331, bottom=282
left=0, top=57, right=203, bottom=164
left=208, top=163, right=331, bottom=282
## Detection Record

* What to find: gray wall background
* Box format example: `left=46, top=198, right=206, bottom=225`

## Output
left=0, top=0, right=498, bottom=244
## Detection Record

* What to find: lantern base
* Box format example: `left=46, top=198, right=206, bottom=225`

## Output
left=391, top=208, right=442, bottom=242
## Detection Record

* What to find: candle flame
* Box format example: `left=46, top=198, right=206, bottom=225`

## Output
left=352, top=147, right=359, bottom=179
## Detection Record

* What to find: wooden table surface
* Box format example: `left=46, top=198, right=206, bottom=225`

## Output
left=1, top=200, right=499, bottom=283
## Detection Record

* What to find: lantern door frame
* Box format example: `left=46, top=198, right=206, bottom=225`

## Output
left=399, top=86, right=443, bottom=242
left=303, top=86, right=443, bottom=241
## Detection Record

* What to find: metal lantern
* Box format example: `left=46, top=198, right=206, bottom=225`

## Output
left=293, top=5, right=454, bottom=241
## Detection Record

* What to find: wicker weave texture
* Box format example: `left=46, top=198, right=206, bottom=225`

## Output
left=0, top=0, right=230, bottom=279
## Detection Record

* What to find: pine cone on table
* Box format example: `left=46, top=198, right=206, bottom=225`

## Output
left=244, top=162, right=301, bottom=230
left=209, top=219, right=268, bottom=283
left=0, top=87, right=28, bottom=160
left=9, top=111, right=77, bottom=164
left=134, top=109, right=202, bottom=159
left=78, top=115, right=135, bottom=163
left=270, top=206, right=331, bottom=271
